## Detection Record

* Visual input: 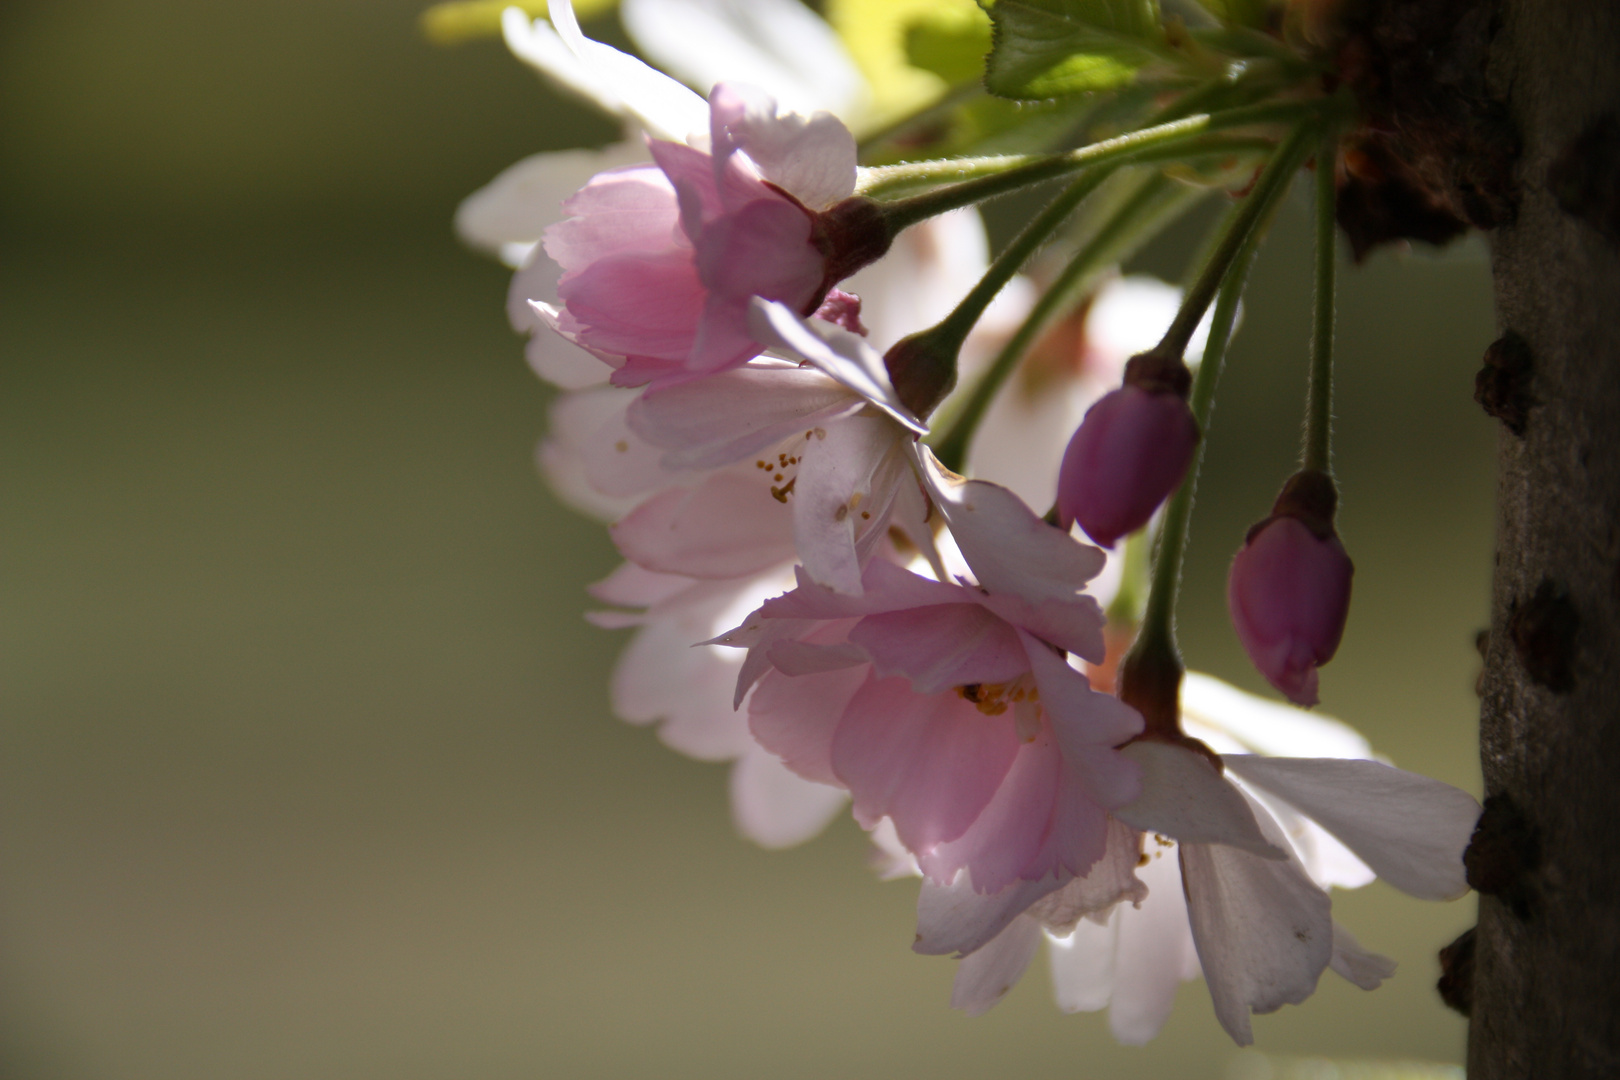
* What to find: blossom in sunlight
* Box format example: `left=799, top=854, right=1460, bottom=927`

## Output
left=736, top=556, right=1141, bottom=895
left=920, top=673, right=1480, bottom=1044
left=533, top=204, right=999, bottom=851
left=720, top=438, right=1144, bottom=889
left=545, top=80, right=872, bottom=384
left=456, top=0, right=871, bottom=389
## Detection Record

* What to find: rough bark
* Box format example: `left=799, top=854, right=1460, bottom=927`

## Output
left=1469, top=1, right=1620, bottom=1076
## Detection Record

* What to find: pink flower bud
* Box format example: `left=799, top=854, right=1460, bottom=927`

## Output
left=1227, top=484, right=1355, bottom=707
left=1056, top=385, right=1199, bottom=547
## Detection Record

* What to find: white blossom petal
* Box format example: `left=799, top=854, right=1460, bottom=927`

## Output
left=611, top=622, right=752, bottom=761
left=1221, top=755, right=1481, bottom=901
left=914, top=871, right=1066, bottom=958
left=1047, top=915, right=1118, bottom=1014
left=1025, top=817, right=1147, bottom=934
left=1180, top=792, right=1334, bottom=1046
left=538, top=1, right=710, bottom=143
left=610, top=473, right=797, bottom=579
left=951, top=917, right=1042, bottom=1017
left=1107, top=842, right=1200, bottom=1043
left=792, top=416, right=907, bottom=595
left=916, top=446, right=1107, bottom=615
left=708, top=83, right=857, bottom=209
left=621, top=0, right=866, bottom=120
left=729, top=743, right=848, bottom=849
left=1182, top=671, right=1374, bottom=759
left=1328, top=921, right=1397, bottom=990
left=1115, top=742, right=1286, bottom=859
left=628, top=362, right=861, bottom=468
left=748, top=299, right=926, bottom=434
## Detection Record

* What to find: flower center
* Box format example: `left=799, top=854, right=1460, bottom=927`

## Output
left=956, top=676, right=1043, bottom=741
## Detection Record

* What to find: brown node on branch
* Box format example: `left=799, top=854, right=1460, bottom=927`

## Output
left=1464, top=792, right=1541, bottom=921
left=1508, top=578, right=1580, bottom=693
left=1437, top=926, right=1476, bottom=1017
left=1474, top=331, right=1536, bottom=437
left=1329, top=0, right=1520, bottom=260
left=1548, top=112, right=1620, bottom=247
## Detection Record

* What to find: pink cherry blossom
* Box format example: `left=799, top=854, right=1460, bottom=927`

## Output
left=734, top=558, right=1142, bottom=895
left=919, top=673, right=1480, bottom=1045
left=586, top=558, right=850, bottom=849
left=543, top=79, right=865, bottom=383
left=1056, top=384, right=1200, bottom=548
left=1228, top=514, right=1355, bottom=706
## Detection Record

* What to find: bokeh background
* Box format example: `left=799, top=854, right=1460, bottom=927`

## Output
left=0, top=2, right=1498, bottom=1077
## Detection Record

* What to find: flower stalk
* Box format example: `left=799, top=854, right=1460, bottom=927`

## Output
left=931, top=172, right=1195, bottom=471
left=859, top=100, right=1321, bottom=221
left=1304, top=128, right=1339, bottom=474
left=1119, top=166, right=1287, bottom=740
left=883, top=167, right=1116, bottom=418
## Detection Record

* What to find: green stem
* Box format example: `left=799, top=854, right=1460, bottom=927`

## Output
left=1154, top=121, right=1316, bottom=360
left=1127, top=182, right=1285, bottom=688
left=1304, top=128, right=1338, bottom=474
left=857, top=135, right=1275, bottom=199
left=933, top=169, right=1116, bottom=348
left=1106, top=527, right=1152, bottom=627
left=870, top=100, right=1318, bottom=229
left=930, top=172, right=1190, bottom=471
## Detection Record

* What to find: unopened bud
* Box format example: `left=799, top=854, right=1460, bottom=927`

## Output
left=1056, top=352, right=1200, bottom=548
left=1227, top=471, right=1354, bottom=707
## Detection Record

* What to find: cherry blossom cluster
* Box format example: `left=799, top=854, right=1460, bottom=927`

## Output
left=454, top=0, right=1483, bottom=1047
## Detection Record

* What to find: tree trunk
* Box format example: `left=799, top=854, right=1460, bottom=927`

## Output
left=1470, top=1, right=1620, bottom=1076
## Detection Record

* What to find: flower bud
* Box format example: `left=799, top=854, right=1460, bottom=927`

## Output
left=1227, top=471, right=1354, bottom=707
left=1056, top=352, right=1199, bottom=548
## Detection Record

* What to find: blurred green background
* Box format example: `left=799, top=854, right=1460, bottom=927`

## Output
left=0, top=2, right=1497, bottom=1077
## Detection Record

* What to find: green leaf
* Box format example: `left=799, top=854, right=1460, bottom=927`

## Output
left=984, top=0, right=1165, bottom=100
left=903, top=8, right=994, bottom=85
left=1189, top=0, right=1272, bottom=30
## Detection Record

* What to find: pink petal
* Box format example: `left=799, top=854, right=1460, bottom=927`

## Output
left=831, top=675, right=1021, bottom=857
left=610, top=473, right=796, bottom=579
left=544, top=163, right=684, bottom=272
left=918, top=730, right=1063, bottom=892
left=611, top=620, right=751, bottom=761
left=917, top=448, right=1108, bottom=658
left=555, top=248, right=705, bottom=361
left=746, top=299, right=925, bottom=434
left=791, top=415, right=907, bottom=595
left=850, top=604, right=1029, bottom=695
left=747, top=661, right=870, bottom=786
